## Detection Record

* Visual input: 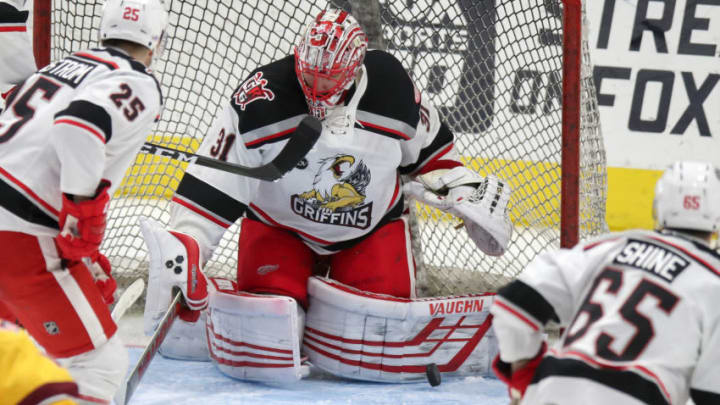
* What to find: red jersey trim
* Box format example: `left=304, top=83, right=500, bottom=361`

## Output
left=244, top=127, right=295, bottom=148
left=54, top=118, right=106, bottom=143
left=74, top=52, right=119, bottom=69
left=0, top=26, right=26, bottom=32
left=172, top=196, right=231, bottom=229
left=0, top=166, right=59, bottom=217
left=248, top=203, right=333, bottom=245
left=493, top=298, right=541, bottom=331
left=358, top=119, right=411, bottom=140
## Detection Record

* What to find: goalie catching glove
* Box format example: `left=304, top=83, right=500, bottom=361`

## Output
left=139, top=217, right=209, bottom=330
left=404, top=166, right=512, bottom=256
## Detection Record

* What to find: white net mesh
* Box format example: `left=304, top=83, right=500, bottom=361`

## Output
left=49, top=0, right=606, bottom=297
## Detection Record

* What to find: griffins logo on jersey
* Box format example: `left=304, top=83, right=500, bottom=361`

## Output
left=232, top=72, right=275, bottom=110
left=291, top=154, right=372, bottom=229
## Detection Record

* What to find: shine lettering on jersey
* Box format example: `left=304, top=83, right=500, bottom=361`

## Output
left=612, top=239, right=690, bottom=282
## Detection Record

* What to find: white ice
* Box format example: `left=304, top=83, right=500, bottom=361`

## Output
left=117, top=314, right=508, bottom=405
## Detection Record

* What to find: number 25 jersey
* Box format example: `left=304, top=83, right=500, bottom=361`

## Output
left=0, top=47, right=162, bottom=237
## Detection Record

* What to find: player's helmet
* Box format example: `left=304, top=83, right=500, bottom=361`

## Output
left=653, top=161, right=720, bottom=233
left=294, top=9, right=368, bottom=119
left=99, top=0, right=169, bottom=58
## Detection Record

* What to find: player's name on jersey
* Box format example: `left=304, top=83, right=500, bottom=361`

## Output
left=39, top=58, right=96, bottom=88
left=612, top=239, right=690, bottom=282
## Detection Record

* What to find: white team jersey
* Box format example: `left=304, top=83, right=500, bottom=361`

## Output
left=169, top=50, right=461, bottom=258
left=490, top=229, right=720, bottom=405
left=0, top=47, right=162, bottom=237
left=0, top=0, right=36, bottom=87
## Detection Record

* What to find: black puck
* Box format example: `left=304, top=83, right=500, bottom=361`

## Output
left=425, top=363, right=441, bottom=387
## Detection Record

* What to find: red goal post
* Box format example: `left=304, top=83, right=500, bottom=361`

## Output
left=32, top=0, right=607, bottom=297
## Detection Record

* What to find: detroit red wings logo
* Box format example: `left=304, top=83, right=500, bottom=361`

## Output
left=233, top=72, right=275, bottom=110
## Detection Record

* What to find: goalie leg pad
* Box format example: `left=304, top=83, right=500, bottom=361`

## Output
left=303, top=277, right=498, bottom=382
left=207, top=288, right=307, bottom=382
left=158, top=310, right=210, bottom=361
left=154, top=278, right=237, bottom=361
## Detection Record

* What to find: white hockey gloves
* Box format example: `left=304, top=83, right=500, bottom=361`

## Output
left=304, top=277, right=498, bottom=382
left=139, top=217, right=209, bottom=333
left=404, top=166, right=513, bottom=256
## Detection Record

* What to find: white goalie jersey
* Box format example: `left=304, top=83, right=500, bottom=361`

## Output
left=491, top=229, right=720, bottom=405
left=0, top=47, right=162, bottom=237
left=169, top=50, right=464, bottom=258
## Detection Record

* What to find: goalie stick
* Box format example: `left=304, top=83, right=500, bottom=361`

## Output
left=114, top=288, right=183, bottom=405
left=140, top=116, right=322, bottom=181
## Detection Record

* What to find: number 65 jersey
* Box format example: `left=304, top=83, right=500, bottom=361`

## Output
left=490, top=229, right=720, bottom=405
left=0, top=47, right=162, bottom=237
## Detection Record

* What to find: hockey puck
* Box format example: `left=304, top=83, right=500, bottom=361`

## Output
left=425, top=363, right=441, bottom=387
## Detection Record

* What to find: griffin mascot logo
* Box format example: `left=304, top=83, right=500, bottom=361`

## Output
left=291, top=154, right=373, bottom=229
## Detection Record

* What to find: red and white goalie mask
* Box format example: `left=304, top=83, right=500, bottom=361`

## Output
left=294, top=9, right=368, bottom=119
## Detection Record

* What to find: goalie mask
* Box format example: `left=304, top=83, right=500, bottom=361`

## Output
left=294, top=9, right=368, bottom=119
left=653, top=161, right=720, bottom=233
left=99, top=0, right=169, bottom=58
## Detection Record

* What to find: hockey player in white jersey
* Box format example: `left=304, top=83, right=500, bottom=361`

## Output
left=0, top=0, right=36, bottom=113
left=490, top=160, right=720, bottom=405
left=141, top=8, right=511, bottom=383
left=0, top=0, right=168, bottom=402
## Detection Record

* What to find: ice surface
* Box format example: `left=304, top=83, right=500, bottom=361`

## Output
left=123, top=347, right=508, bottom=405
left=118, top=312, right=506, bottom=405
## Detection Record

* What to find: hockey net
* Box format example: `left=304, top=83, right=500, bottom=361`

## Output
left=42, top=0, right=606, bottom=297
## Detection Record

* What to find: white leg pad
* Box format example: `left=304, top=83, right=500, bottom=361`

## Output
left=152, top=278, right=235, bottom=361
left=207, top=289, right=307, bottom=382
left=304, top=277, right=498, bottom=382
left=56, top=333, right=128, bottom=403
left=158, top=311, right=210, bottom=361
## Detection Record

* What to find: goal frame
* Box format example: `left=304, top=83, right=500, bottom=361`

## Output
left=561, top=0, right=581, bottom=249
left=33, top=0, right=587, bottom=249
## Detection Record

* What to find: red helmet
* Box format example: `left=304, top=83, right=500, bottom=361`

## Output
left=294, top=9, right=368, bottom=118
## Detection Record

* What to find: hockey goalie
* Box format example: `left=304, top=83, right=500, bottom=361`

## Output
left=141, top=8, right=512, bottom=383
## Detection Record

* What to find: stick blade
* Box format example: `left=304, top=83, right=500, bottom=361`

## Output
left=111, top=278, right=145, bottom=321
